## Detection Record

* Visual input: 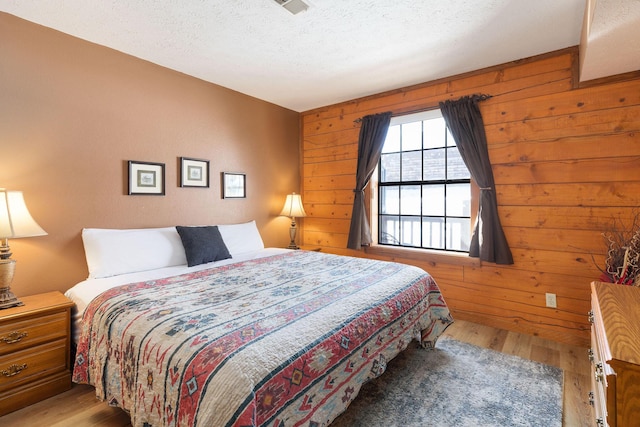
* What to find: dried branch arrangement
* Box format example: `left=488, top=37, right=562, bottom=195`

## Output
left=600, top=212, right=640, bottom=286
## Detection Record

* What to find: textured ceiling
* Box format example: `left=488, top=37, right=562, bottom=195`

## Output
left=1, top=1, right=637, bottom=112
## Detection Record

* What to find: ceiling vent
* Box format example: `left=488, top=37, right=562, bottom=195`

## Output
left=273, top=0, right=310, bottom=15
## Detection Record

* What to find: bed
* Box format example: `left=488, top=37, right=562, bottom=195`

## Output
left=66, top=221, right=453, bottom=427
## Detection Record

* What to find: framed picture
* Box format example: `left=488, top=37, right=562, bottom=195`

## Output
left=222, top=172, right=246, bottom=199
left=128, top=160, right=165, bottom=195
left=180, top=157, right=209, bottom=188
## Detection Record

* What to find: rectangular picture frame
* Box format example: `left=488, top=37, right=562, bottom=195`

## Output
left=222, top=172, right=246, bottom=199
left=180, top=157, right=210, bottom=188
left=128, top=160, right=165, bottom=195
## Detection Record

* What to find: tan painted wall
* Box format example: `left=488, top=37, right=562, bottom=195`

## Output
left=0, top=13, right=300, bottom=297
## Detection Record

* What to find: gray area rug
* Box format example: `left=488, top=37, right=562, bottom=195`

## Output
left=331, top=336, right=563, bottom=427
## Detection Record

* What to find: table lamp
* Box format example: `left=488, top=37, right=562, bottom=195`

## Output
left=0, top=189, right=47, bottom=309
left=280, top=192, right=307, bottom=250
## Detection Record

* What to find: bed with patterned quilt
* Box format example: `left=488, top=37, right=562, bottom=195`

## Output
left=66, top=222, right=453, bottom=427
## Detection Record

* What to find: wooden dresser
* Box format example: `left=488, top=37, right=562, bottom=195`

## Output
left=0, top=291, right=74, bottom=416
left=589, top=281, right=640, bottom=427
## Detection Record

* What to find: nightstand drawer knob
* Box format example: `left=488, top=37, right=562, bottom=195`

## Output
left=1, top=330, right=28, bottom=344
left=1, top=363, right=27, bottom=377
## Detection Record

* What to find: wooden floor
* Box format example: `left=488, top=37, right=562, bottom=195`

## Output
left=0, top=319, right=594, bottom=426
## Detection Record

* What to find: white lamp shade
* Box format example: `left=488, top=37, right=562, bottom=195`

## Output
left=279, top=193, right=307, bottom=218
left=0, top=189, right=47, bottom=239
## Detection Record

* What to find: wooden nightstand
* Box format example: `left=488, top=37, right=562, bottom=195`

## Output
left=0, top=291, right=74, bottom=416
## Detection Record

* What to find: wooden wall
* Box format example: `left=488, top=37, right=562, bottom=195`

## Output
left=299, top=47, right=640, bottom=347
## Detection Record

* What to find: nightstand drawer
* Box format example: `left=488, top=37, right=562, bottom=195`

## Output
left=0, top=311, right=68, bottom=356
left=0, top=292, right=73, bottom=415
left=0, top=338, right=68, bottom=392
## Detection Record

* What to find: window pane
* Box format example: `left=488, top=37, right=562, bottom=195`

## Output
left=379, top=216, right=400, bottom=244
left=446, top=127, right=456, bottom=147
left=447, top=147, right=470, bottom=179
left=401, top=217, right=421, bottom=247
left=401, top=151, right=422, bottom=181
left=383, top=125, right=400, bottom=153
left=380, top=153, right=400, bottom=182
left=400, top=185, right=421, bottom=215
left=380, top=186, right=399, bottom=214
left=423, top=148, right=446, bottom=181
left=424, top=118, right=447, bottom=149
left=446, top=183, right=471, bottom=217
left=378, top=110, right=471, bottom=253
left=422, top=184, right=444, bottom=216
left=401, top=122, right=422, bottom=151
left=422, top=217, right=445, bottom=249
left=446, top=218, right=471, bottom=251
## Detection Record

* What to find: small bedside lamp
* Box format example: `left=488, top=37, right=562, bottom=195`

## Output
left=280, top=192, right=307, bottom=250
left=0, top=189, right=47, bottom=309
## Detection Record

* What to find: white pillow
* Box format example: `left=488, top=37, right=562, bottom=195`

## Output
left=82, top=227, right=188, bottom=279
left=218, top=220, right=265, bottom=256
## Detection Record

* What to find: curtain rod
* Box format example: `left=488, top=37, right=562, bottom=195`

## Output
left=352, top=94, right=492, bottom=124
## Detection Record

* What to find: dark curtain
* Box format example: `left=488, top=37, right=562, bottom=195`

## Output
left=439, top=95, right=513, bottom=264
left=347, top=112, right=392, bottom=249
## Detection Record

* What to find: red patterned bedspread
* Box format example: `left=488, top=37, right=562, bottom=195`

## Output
left=73, top=250, right=453, bottom=426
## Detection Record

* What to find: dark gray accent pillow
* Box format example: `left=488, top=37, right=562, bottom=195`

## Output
left=175, top=226, right=232, bottom=267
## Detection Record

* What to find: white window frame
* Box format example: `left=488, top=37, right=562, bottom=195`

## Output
left=372, top=109, right=476, bottom=254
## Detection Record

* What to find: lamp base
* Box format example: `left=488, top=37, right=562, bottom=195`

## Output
left=0, top=259, right=22, bottom=309
left=286, top=218, right=301, bottom=250
left=0, top=287, right=23, bottom=309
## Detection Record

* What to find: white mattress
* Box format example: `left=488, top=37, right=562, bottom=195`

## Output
left=65, top=248, right=288, bottom=343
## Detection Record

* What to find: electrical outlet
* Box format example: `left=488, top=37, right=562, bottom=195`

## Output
left=545, top=293, right=557, bottom=308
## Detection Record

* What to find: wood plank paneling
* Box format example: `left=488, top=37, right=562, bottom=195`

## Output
left=302, top=203, right=352, bottom=219
left=497, top=183, right=640, bottom=207
left=302, top=189, right=353, bottom=205
left=499, top=206, right=638, bottom=230
left=438, top=279, right=589, bottom=326
left=482, top=79, right=640, bottom=125
left=304, top=159, right=357, bottom=177
left=300, top=47, right=640, bottom=347
left=303, top=175, right=354, bottom=191
left=503, top=227, right=606, bottom=253
left=486, top=106, right=640, bottom=143
left=303, top=217, right=351, bottom=234
left=493, top=157, right=640, bottom=184
left=489, top=133, right=640, bottom=164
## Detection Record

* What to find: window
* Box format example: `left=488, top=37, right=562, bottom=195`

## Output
left=377, top=110, right=471, bottom=252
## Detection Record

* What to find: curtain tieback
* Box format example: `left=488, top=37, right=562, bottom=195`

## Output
left=479, top=187, right=492, bottom=191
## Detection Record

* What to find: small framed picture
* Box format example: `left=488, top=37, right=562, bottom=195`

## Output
left=128, top=160, right=165, bottom=195
left=222, top=172, right=246, bottom=199
left=180, top=157, right=209, bottom=188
